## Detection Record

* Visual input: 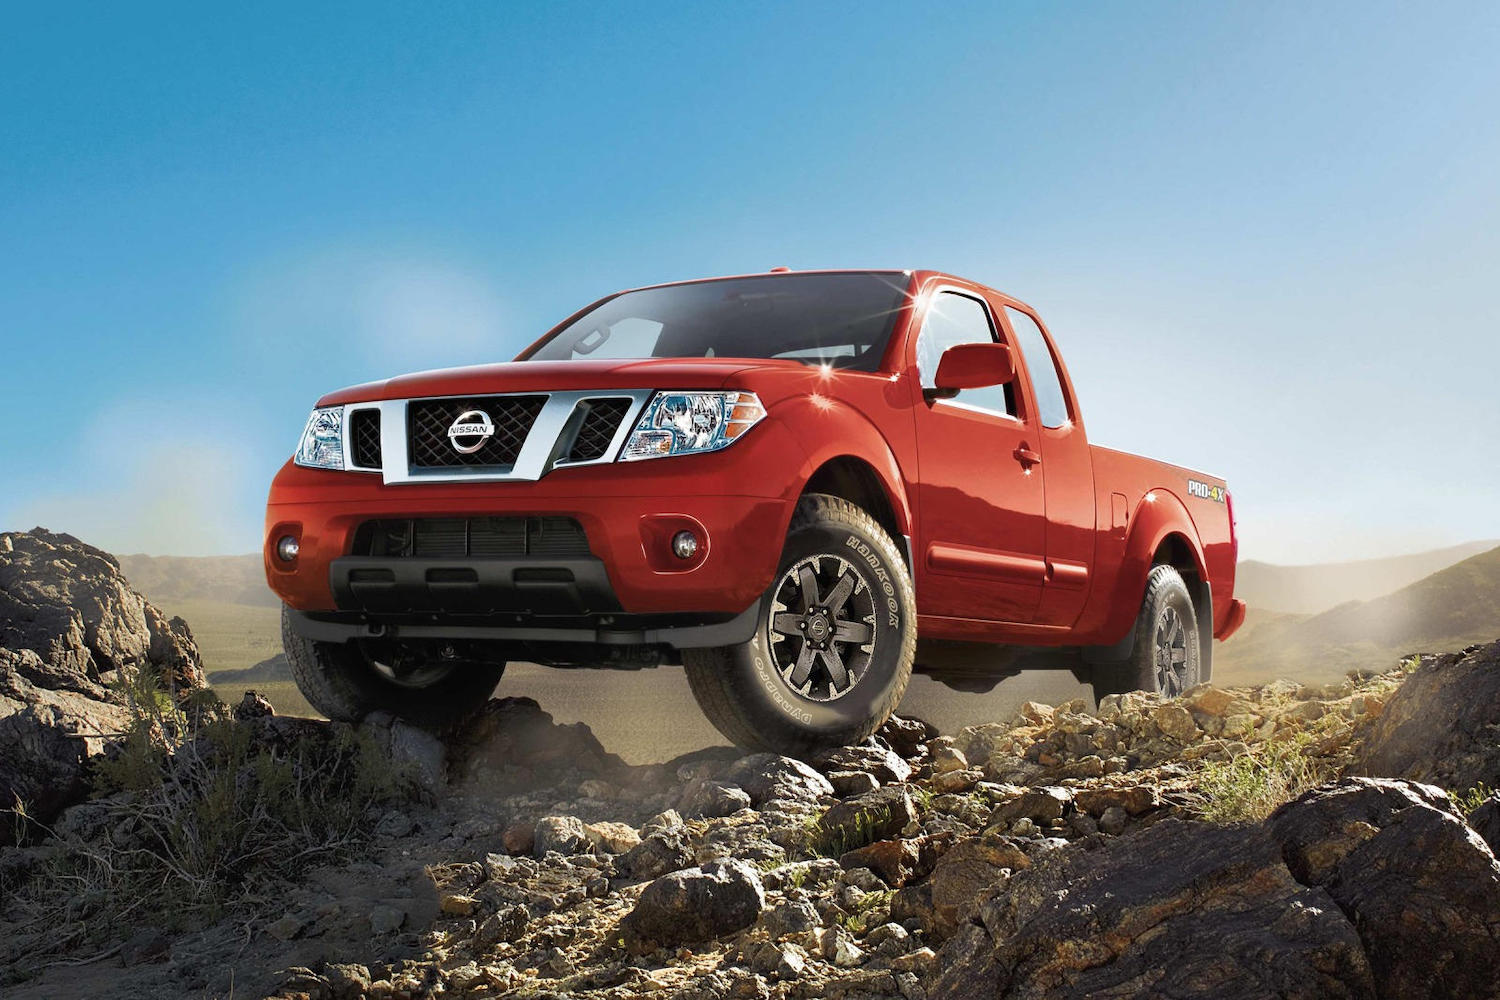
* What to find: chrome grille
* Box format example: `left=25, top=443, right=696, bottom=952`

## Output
left=407, top=395, right=547, bottom=469
left=331, top=389, right=650, bottom=484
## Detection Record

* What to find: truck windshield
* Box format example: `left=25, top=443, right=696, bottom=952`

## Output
left=523, top=271, right=911, bottom=371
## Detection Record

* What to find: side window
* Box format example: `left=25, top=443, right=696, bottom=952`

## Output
left=915, top=292, right=1014, bottom=416
left=1005, top=307, right=1069, bottom=428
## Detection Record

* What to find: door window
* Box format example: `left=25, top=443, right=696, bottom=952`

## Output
left=1005, top=307, right=1069, bottom=428
left=915, top=292, right=1014, bottom=416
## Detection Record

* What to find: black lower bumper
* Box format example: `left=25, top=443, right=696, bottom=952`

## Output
left=287, top=600, right=762, bottom=651
left=330, top=555, right=621, bottom=616
left=317, top=551, right=762, bottom=651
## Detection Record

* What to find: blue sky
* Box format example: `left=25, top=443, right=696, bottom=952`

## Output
left=2, top=2, right=1497, bottom=563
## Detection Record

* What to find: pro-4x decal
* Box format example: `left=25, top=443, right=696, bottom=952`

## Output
left=1187, top=479, right=1226, bottom=503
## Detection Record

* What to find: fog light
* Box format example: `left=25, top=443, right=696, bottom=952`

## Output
left=671, top=530, right=699, bottom=560
left=276, top=535, right=300, bottom=562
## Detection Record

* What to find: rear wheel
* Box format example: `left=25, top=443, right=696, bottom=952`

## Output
left=684, top=493, right=916, bottom=755
left=281, top=606, right=505, bottom=729
left=1091, top=564, right=1202, bottom=702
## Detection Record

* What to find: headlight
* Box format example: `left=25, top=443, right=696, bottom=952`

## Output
left=620, top=391, right=766, bottom=461
left=294, top=406, right=345, bottom=470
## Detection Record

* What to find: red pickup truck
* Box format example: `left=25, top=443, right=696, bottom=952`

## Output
left=266, top=269, right=1243, bottom=753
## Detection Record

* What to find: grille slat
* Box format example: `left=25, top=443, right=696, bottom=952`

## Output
left=349, top=409, right=383, bottom=469
left=407, top=395, right=547, bottom=469
left=354, top=517, right=589, bottom=559
left=566, top=398, right=631, bottom=463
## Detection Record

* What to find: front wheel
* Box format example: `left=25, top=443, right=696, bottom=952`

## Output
left=281, top=606, right=505, bottom=729
left=684, top=494, right=916, bottom=755
left=1091, top=564, right=1202, bottom=703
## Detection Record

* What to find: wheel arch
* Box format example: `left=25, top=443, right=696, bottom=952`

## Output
left=800, top=455, right=911, bottom=568
left=1090, top=489, right=1213, bottom=678
left=775, top=396, right=913, bottom=568
left=1133, top=491, right=1213, bottom=680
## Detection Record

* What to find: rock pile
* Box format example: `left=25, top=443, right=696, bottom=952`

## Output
left=250, top=646, right=1498, bottom=1000
left=0, top=528, right=204, bottom=838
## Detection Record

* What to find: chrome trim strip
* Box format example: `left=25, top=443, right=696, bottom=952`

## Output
left=346, top=390, right=654, bottom=485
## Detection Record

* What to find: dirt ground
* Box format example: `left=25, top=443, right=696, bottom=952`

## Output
left=490, top=663, right=1092, bottom=764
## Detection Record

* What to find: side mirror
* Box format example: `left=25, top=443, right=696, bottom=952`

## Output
left=929, top=342, right=1015, bottom=399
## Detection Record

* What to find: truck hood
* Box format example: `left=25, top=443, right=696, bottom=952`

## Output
left=315, top=358, right=774, bottom=406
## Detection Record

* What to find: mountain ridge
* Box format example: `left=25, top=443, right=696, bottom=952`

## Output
left=1235, top=539, right=1498, bottom=614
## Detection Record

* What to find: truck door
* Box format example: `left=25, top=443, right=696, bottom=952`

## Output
left=1002, top=304, right=1096, bottom=628
left=909, top=286, right=1047, bottom=624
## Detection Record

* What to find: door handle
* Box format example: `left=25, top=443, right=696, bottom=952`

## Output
left=1014, top=444, right=1042, bottom=467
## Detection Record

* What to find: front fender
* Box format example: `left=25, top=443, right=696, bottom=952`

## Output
left=772, top=395, right=914, bottom=538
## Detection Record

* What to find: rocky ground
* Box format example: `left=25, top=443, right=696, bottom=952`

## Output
left=2, top=527, right=1499, bottom=1000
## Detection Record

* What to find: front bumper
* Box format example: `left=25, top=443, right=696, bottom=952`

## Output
left=264, top=435, right=802, bottom=618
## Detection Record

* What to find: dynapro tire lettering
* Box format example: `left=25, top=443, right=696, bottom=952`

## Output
left=752, top=648, right=812, bottom=723
left=845, top=535, right=901, bottom=627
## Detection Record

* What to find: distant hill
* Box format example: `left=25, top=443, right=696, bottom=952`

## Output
left=1235, top=540, right=1499, bottom=615
left=116, top=553, right=276, bottom=608
left=212, top=652, right=290, bottom=684
left=1219, top=544, right=1500, bottom=683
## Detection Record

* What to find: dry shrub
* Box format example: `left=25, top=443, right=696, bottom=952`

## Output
left=2, top=667, right=418, bottom=978
left=1194, top=735, right=1319, bottom=824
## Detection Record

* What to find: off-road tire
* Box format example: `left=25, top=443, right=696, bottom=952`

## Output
left=684, top=493, right=916, bottom=755
left=281, top=606, right=505, bottom=729
left=1091, top=564, right=1202, bottom=702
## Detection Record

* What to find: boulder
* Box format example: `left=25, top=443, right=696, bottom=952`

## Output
left=448, top=697, right=627, bottom=791
left=826, top=770, right=880, bottom=797
left=876, top=715, right=937, bottom=757
left=584, top=820, right=641, bottom=854
left=930, top=779, right=1500, bottom=1000
left=0, top=530, right=206, bottom=840
left=988, top=786, right=1071, bottom=826
left=759, top=899, right=822, bottom=938
left=921, top=834, right=1030, bottom=939
left=1074, top=783, right=1161, bottom=817
left=620, top=828, right=695, bottom=881
left=1354, top=639, right=1500, bottom=792
left=722, top=753, right=834, bottom=806
left=812, top=744, right=912, bottom=785
left=930, top=820, right=1373, bottom=999
left=0, top=529, right=203, bottom=689
left=839, top=838, right=920, bottom=887
left=533, top=815, right=589, bottom=857
left=620, top=859, right=766, bottom=950
left=1268, top=778, right=1500, bottom=999
left=1153, top=702, right=1201, bottom=742
left=362, top=711, right=447, bottom=794
left=817, top=786, right=917, bottom=850
left=679, top=778, right=752, bottom=819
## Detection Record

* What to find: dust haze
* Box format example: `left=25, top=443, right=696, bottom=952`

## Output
left=118, top=539, right=1500, bottom=764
